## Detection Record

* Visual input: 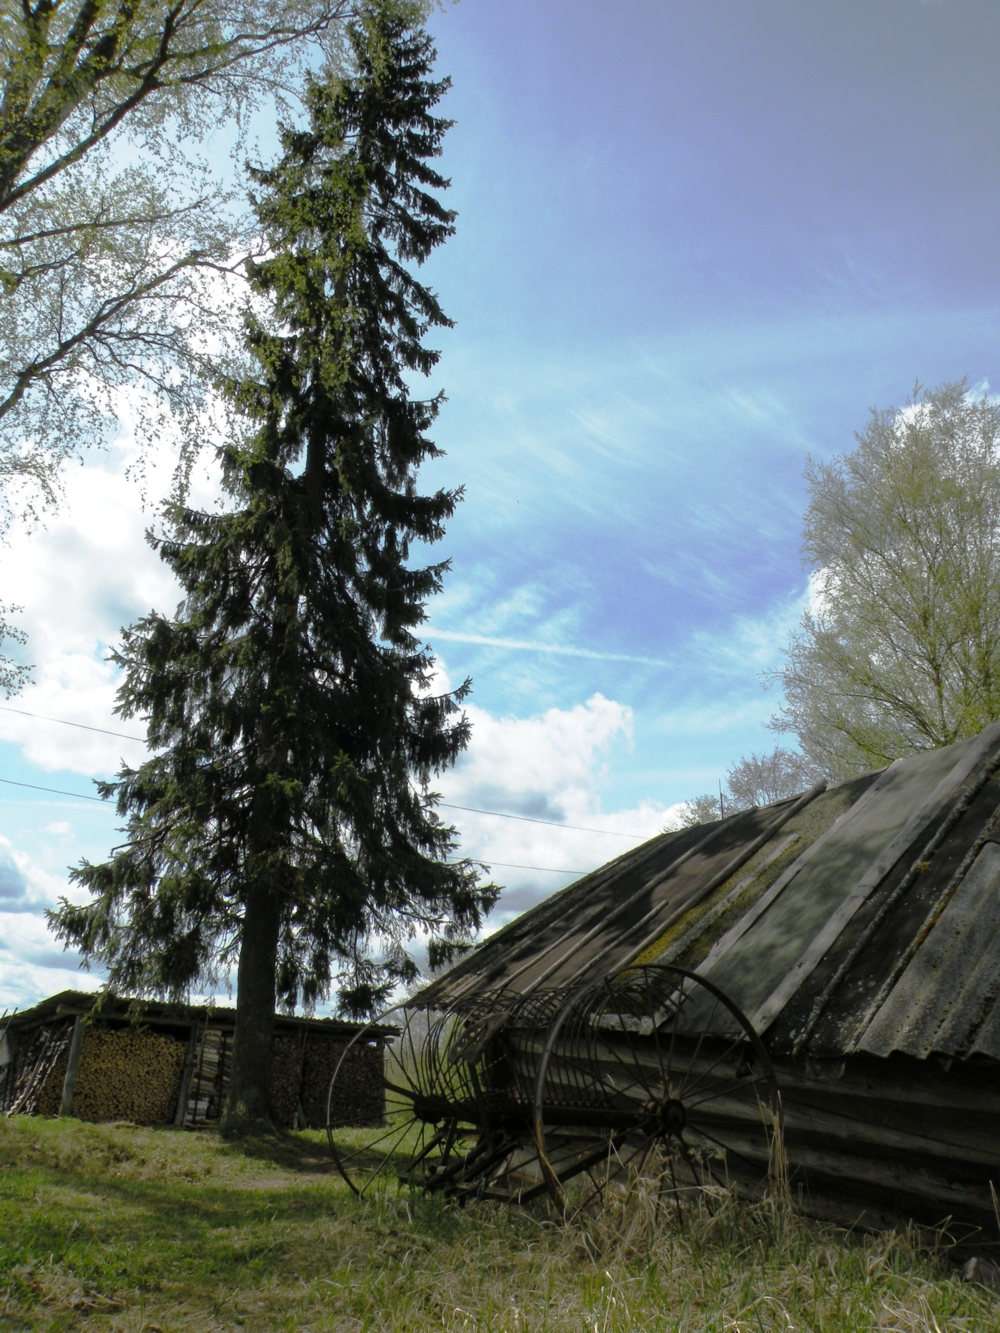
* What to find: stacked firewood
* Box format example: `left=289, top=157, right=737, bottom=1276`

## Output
left=301, top=1034, right=384, bottom=1127
left=268, top=1034, right=305, bottom=1127
left=184, top=1028, right=230, bottom=1124
left=36, top=1027, right=187, bottom=1123
left=74, top=1029, right=186, bottom=1123
left=19, top=1018, right=383, bottom=1129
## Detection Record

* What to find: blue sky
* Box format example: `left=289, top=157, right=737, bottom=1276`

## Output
left=420, top=0, right=1000, bottom=793
left=4, top=0, right=1000, bottom=1008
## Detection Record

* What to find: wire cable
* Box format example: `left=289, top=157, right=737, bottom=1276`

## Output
left=0, top=776, right=104, bottom=802
left=0, top=705, right=642, bottom=838
left=436, top=801, right=633, bottom=837
left=472, top=859, right=588, bottom=875
left=0, top=778, right=594, bottom=875
left=0, top=704, right=144, bottom=742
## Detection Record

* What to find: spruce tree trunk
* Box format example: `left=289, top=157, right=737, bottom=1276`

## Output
left=223, top=880, right=281, bottom=1130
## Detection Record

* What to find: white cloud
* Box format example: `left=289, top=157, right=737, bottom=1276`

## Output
left=0, top=946, right=102, bottom=1010
left=0, top=834, right=100, bottom=1007
left=685, top=583, right=807, bottom=678
left=436, top=687, right=671, bottom=926
left=43, top=822, right=72, bottom=837
left=428, top=626, right=670, bottom=667
left=0, top=833, right=65, bottom=912
left=0, top=409, right=220, bottom=776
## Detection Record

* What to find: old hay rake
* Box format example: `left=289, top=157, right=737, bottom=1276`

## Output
left=326, top=964, right=783, bottom=1214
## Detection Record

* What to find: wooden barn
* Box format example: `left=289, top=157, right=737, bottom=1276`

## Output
left=405, top=721, right=1000, bottom=1235
left=0, top=991, right=387, bottom=1129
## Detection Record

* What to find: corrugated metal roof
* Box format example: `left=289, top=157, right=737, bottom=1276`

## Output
left=417, top=719, right=1000, bottom=1066
left=858, top=840, right=1000, bottom=1060
left=418, top=792, right=821, bottom=1006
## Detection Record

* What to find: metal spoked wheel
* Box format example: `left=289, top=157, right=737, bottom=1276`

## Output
left=532, top=964, right=782, bottom=1219
left=326, top=1007, right=480, bottom=1197
left=326, top=999, right=555, bottom=1202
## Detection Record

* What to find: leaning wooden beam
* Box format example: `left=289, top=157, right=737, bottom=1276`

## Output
left=173, top=1027, right=198, bottom=1127
left=58, top=1015, right=86, bottom=1117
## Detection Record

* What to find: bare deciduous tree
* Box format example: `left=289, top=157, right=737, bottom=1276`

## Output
left=725, top=746, right=821, bottom=809
left=669, top=792, right=721, bottom=829
left=0, top=0, right=373, bottom=528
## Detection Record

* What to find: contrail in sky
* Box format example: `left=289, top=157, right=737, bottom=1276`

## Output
left=426, top=628, right=670, bottom=667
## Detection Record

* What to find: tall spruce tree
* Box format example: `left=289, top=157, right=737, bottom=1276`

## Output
left=50, top=0, right=495, bottom=1126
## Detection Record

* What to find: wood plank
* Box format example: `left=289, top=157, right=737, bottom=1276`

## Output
left=58, top=1015, right=86, bottom=1117
left=767, top=1054, right=1000, bottom=1115
left=778, top=1141, right=999, bottom=1214
left=779, top=1094, right=999, bottom=1166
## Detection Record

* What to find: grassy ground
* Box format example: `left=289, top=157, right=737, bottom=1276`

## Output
left=1, top=1114, right=998, bottom=1332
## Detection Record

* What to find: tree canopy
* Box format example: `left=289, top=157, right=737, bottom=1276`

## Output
left=671, top=792, right=721, bottom=829
left=771, top=381, right=1000, bottom=779
left=50, top=0, right=493, bottom=1125
left=0, top=0, right=432, bottom=530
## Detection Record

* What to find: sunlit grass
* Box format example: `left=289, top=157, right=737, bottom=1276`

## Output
left=1, top=1113, right=998, bottom=1331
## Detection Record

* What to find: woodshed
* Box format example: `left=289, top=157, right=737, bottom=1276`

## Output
left=0, top=991, right=387, bottom=1129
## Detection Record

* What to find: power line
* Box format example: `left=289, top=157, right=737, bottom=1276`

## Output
left=0, top=704, right=145, bottom=742
left=0, top=704, right=642, bottom=839
left=483, top=859, right=588, bottom=875
left=437, top=801, right=633, bottom=838
left=0, top=778, right=593, bottom=876
left=0, top=776, right=104, bottom=802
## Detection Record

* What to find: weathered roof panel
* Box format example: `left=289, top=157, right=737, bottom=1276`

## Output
left=858, top=839, right=1000, bottom=1059
left=702, top=733, right=985, bottom=1029
left=417, top=719, right=1000, bottom=1070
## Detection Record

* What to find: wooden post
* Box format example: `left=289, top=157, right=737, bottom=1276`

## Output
left=173, top=1026, right=198, bottom=1127
left=58, top=1015, right=86, bottom=1117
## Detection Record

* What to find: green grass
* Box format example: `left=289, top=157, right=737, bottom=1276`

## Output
left=1, top=1114, right=998, bottom=1331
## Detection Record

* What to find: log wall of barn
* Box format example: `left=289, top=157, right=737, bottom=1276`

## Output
left=503, top=1024, right=1000, bottom=1237
left=772, top=1051, right=1000, bottom=1238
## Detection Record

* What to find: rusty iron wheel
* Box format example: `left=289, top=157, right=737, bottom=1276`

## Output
left=326, top=1007, right=479, bottom=1197
left=326, top=1001, right=554, bottom=1201
left=530, top=964, right=782, bottom=1219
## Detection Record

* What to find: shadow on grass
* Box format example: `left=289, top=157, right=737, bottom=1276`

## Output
left=218, top=1125, right=337, bottom=1174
